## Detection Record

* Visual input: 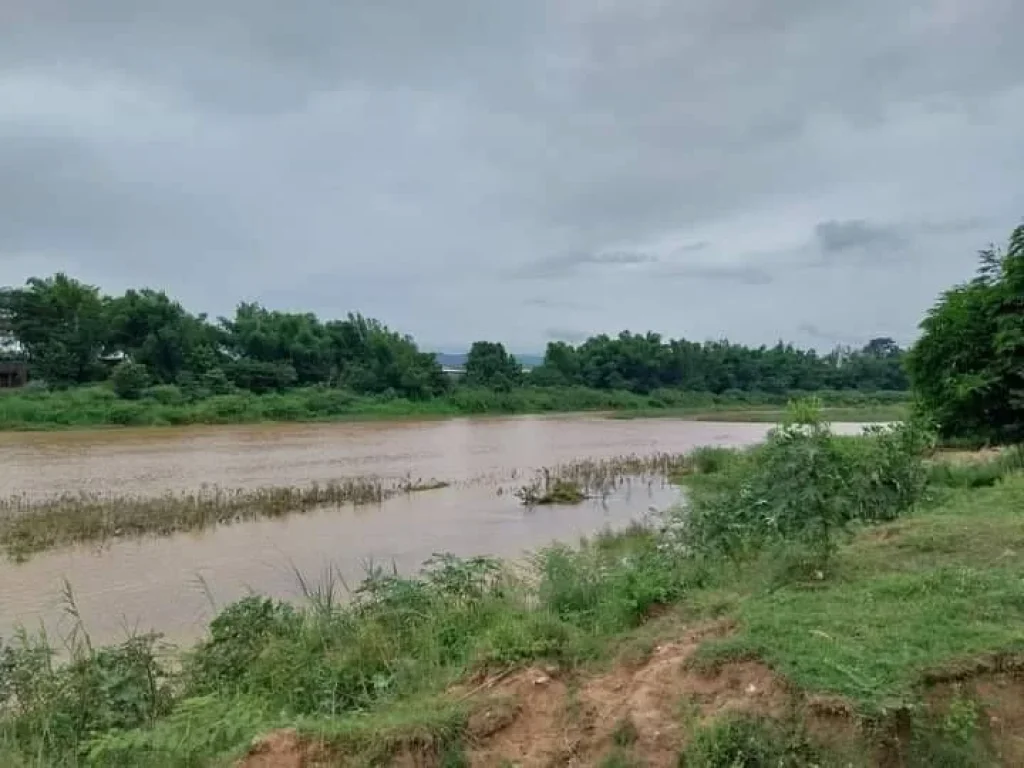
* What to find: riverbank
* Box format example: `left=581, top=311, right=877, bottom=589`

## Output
left=2, top=425, right=1020, bottom=766
left=610, top=403, right=909, bottom=424
left=0, top=384, right=908, bottom=431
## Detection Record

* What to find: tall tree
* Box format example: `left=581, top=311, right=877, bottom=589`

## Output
left=3, top=274, right=107, bottom=385
left=906, top=223, right=1024, bottom=441
left=106, top=289, right=220, bottom=383
left=464, top=341, right=523, bottom=391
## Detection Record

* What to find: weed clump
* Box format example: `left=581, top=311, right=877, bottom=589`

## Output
left=682, top=714, right=821, bottom=767
left=515, top=477, right=587, bottom=506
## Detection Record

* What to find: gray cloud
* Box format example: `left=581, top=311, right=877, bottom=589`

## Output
left=2, top=0, right=1024, bottom=350
left=513, top=250, right=659, bottom=279
left=658, top=262, right=775, bottom=286
left=814, top=220, right=910, bottom=255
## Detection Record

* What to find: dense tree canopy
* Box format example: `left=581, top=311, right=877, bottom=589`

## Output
left=0, top=272, right=909, bottom=399
left=0, top=275, right=108, bottom=385
left=530, top=333, right=907, bottom=394
left=906, top=223, right=1024, bottom=441
left=464, top=341, right=523, bottom=391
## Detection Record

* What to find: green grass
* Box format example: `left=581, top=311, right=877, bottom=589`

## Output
left=0, top=384, right=909, bottom=431
left=690, top=478, right=1024, bottom=713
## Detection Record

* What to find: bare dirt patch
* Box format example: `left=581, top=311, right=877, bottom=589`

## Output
left=925, top=671, right=1024, bottom=766
left=975, top=674, right=1024, bottom=766
left=464, top=621, right=813, bottom=768
left=237, top=728, right=329, bottom=768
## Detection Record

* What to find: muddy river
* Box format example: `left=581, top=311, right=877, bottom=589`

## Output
left=0, top=416, right=868, bottom=647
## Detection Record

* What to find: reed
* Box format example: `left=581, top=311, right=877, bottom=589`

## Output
left=0, top=476, right=448, bottom=561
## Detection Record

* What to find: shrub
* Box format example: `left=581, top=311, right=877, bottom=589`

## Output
left=681, top=400, right=931, bottom=570
left=142, top=384, right=186, bottom=405
left=0, top=631, right=171, bottom=762
left=110, top=361, right=151, bottom=400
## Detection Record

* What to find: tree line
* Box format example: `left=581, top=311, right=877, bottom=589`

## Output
left=0, top=274, right=908, bottom=401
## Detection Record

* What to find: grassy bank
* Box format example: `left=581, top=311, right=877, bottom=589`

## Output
left=2, top=418, right=1022, bottom=766
left=0, top=384, right=908, bottom=431
left=611, top=403, right=909, bottom=424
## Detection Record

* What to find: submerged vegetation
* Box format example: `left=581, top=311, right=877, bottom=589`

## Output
left=2, top=401, right=1022, bottom=765
left=515, top=477, right=588, bottom=506
left=0, top=477, right=448, bottom=561
left=0, top=451, right=702, bottom=561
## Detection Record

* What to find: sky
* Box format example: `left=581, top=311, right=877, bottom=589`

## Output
left=2, top=1, right=1023, bottom=353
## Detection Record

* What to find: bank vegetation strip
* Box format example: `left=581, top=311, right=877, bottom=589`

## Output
left=0, top=384, right=908, bottom=431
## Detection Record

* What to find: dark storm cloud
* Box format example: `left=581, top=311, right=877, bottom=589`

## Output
left=2, top=0, right=1024, bottom=349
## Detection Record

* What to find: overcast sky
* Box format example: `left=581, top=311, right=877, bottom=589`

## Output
left=2, top=1, right=1023, bottom=352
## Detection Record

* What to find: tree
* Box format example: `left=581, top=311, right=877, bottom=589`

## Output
left=905, top=223, right=1024, bottom=442
left=2, top=274, right=107, bottom=385
left=224, top=359, right=298, bottom=394
left=464, top=341, right=522, bottom=391
left=326, top=314, right=447, bottom=399
left=106, top=289, right=220, bottom=384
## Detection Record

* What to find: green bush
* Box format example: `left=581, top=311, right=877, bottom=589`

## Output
left=0, top=632, right=171, bottom=762
left=682, top=400, right=931, bottom=569
left=142, top=384, right=186, bottom=405
left=110, top=361, right=151, bottom=400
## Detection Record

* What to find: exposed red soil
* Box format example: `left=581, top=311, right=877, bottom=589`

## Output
left=236, top=633, right=1024, bottom=767
left=464, top=621, right=797, bottom=767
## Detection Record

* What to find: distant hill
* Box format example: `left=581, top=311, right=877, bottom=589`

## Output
left=434, top=352, right=543, bottom=368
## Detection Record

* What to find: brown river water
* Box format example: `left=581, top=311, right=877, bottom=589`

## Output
left=0, top=416, right=869, bottom=647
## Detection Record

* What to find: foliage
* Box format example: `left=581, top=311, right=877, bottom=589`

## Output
left=0, top=274, right=108, bottom=386
left=463, top=341, right=523, bottom=391
left=514, top=477, right=586, bottom=506
left=906, top=222, right=1024, bottom=442
left=531, top=331, right=908, bottom=395
left=681, top=400, right=931, bottom=568
left=1, top=273, right=910, bottom=413
left=110, top=361, right=151, bottom=400
left=105, top=289, right=220, bottom=384
left=682, top=714, right=820, bottom=767
left=0, top=631, right=171, bottom=762
left=0, top=383, right=908, bottom=430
